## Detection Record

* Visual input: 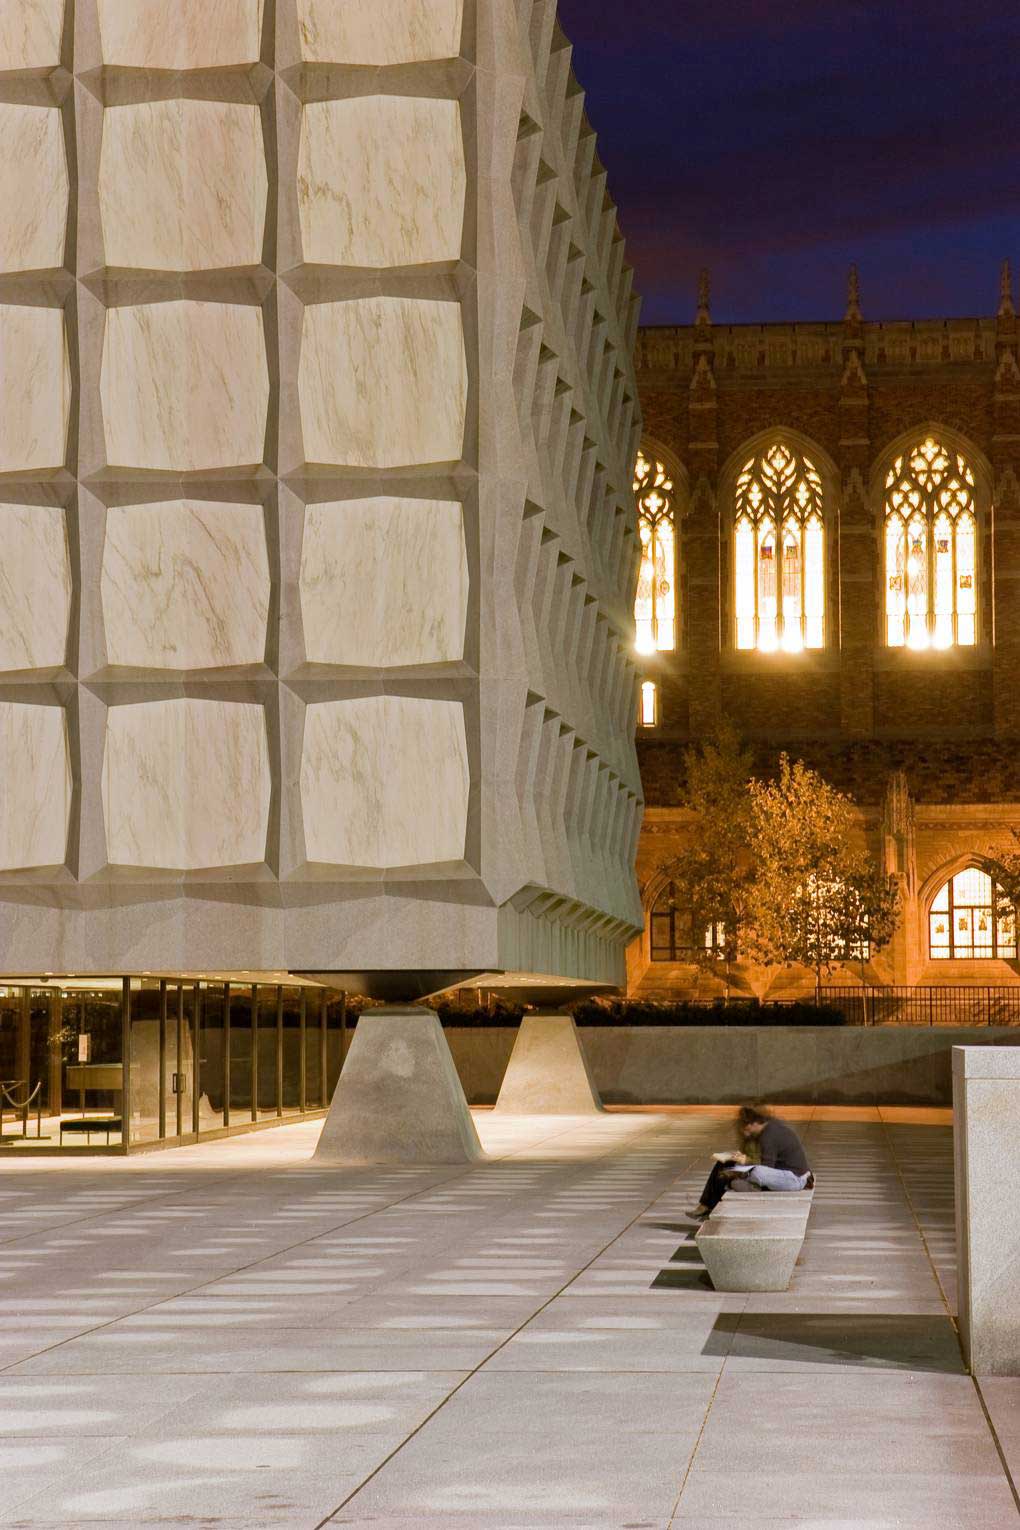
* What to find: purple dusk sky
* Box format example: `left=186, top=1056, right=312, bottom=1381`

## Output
left=555, top=0, right=1020, bottom=326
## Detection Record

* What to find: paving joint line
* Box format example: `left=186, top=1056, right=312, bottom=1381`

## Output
left=880, top=1115, right=1020, bottom=1518
left=0, top=1115, right=666, bottom=1377
left=312, top=1116, right=710, bottom=1528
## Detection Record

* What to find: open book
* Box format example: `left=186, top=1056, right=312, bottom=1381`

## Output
left=712, top=1151, right=753, bottom=1172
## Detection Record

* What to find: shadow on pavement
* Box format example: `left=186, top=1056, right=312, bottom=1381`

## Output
left=705, top=1311, right=964, bottom=1372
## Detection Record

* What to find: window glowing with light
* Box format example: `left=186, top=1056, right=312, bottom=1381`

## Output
left=929, top=867, right=1016, bottom=959
left=734, top=443, right=824, bottom=651
left=885, top=436, right=977, bottom=649
left=649, top=881, right=726, bottom=962
left=634, top=451, right=676, bottom=653
left=639, top=680, right=658, bottom=727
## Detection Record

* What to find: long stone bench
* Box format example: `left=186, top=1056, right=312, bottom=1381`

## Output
left=712, top=1188, right=814, bottom=1220
left=696, top=1189, right=814, bottom=1291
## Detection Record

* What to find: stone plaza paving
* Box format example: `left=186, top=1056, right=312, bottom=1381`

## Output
left=0, top=1107, right=1017, bottom=1529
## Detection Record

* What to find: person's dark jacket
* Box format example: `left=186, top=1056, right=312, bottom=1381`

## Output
left=757, top=1118, right=810, bottom=1175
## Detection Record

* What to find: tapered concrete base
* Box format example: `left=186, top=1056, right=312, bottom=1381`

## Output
left=494, top=1012, right=603, bottom=1114
left=314, top=1008, right=484, bottom=1165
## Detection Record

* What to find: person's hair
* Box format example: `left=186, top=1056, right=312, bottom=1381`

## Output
left=737, top=1103, right=772, bottom=1130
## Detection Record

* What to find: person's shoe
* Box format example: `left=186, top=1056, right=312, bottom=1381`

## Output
left=804, top=1172, right=815, bottom=1190
left=685, top=1205, right=710, bottom=1221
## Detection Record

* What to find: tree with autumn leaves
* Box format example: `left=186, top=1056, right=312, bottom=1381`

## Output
left=657, top=721, right=754, bottom=997
left=660, top=733, right=901, bottom=998
left=746, top=756, right=900, bottom=997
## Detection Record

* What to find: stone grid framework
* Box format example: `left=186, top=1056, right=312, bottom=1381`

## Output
left=628, top=279, right=1020, bottom=998
left=0, top=0, right=643, bottom=981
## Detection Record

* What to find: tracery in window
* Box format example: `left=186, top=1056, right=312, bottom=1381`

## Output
left=885, top=436, right=977, bottom=649
left=929, top=867, right=1016, bottom=959
left=649, top=881, right=725, bottom=962
left=634, top=451, right=676, bottom=654
left=734, top=442, right=824, bottom=651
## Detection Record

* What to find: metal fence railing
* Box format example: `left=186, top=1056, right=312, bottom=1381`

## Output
left=820, top=985, right=1020, bottom=1028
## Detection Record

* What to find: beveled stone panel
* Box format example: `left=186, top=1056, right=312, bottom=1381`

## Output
left=101, top=301, right=269, bottom=471
left=99, top=100, right=268, bottom=273
left=0, top=503, right=70, bottom=672
left=0, top=105, right=67, bottom=275
left=103, top=698, right=271, bottom=870
left=0, top=702, right=69, bottom=870
left=300, top=497, right=467, bottom=667
left=0, top=305, right=69, bottom=473
left=298, top=97, right=465, bottom=269
left=301, top=696, right=469, bottom=868
left=102, top=500, right=270, bottom=670
left=0, top=0, right=64, bottom=72
left=296, top=0, right=462, bottom=64
left=97, top=0, right=264, bottom=69
left=299, top=298, right=466, bottom=468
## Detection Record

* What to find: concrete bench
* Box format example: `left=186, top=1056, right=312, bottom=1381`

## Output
left=712, top=1188, right=813, bottom=1220
left=696, top=1190, right=814, bottom=1291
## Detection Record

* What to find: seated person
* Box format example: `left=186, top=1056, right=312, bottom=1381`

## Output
left=687, top=1103, right=813, bottom=1221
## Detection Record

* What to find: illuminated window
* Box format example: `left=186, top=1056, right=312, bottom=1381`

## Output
left=929, top=867, right=1016, bottom=959
left=634, top=451, right=676, bottom=653
left=639, top=680, right=658, bottom=728
left=649, top=882, right=725, bottom=962
left=885, top=436, right=977, bottom=649
left=734, top=442, right=824, bottom=651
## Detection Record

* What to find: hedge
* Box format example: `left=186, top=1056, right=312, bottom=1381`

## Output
left=426, top=998, right=846, bottom=1028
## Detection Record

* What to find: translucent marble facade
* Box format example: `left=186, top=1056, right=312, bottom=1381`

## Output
left=0, top=0, right=643, bottom=986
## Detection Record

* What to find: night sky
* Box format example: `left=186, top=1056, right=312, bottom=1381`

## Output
left=555, top=0, right=1020, bottom=327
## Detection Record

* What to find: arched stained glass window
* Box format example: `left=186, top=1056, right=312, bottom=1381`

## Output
left=649, top=882, right=725, bottom=963
left=634, top=451, right=676, bottom=654
left=885, top=436, right=977, bottom=649
left=929, top=867, right=1016, bottom=959
left=734, top=442, right=825, bottom=652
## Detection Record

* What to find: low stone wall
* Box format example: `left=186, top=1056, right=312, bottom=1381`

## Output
left=443, top=1025, right=1020, bottom=1107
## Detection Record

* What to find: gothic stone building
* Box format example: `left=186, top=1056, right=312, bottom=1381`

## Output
left=627, top=269, right=1020, bottom=1005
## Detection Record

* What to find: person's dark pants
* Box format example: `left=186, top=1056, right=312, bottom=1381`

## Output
left=699, top=1162, right=737, bottom=1211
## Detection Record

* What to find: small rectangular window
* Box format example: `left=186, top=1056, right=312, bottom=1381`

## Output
left=639, top=680, right=658, bottom=728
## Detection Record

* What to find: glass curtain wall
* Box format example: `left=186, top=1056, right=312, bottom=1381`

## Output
left=0, top=980, right=345, bottom=1152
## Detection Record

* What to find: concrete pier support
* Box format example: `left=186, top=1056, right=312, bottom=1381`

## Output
left=953, top=1046, right=1020, bottom=1374
left=494, top=1013, right=603, bottom=1114
left=315, top=1008, right=483, bottom=1165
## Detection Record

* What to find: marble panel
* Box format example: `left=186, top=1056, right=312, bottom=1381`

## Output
left=298, top=96, right=464, bottom=269
left=0, top=305, right=69, bottom=473
left=99, top=100, right=267, bottom=272
left=103, top=698, right=270, bottom=870
left=300, top=497, right=467, bottom=667
left=296, top=0, right=462, bottom=64
left=0, top=0, right=64, bottom=71
left=299, top=298, right=466, bottom=468
left=0, top=105, right=67, bottom=274
left=0, top=503, right=70, bottom=672
left=97, top=0, right=264, bottom=69
left=101, top=302, right=269, bottom=471
left=0, top=702, right=69, bottom=870
left=300, top=696, right=468, bottom=868
left=102, top=500, right=270, bottom=670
